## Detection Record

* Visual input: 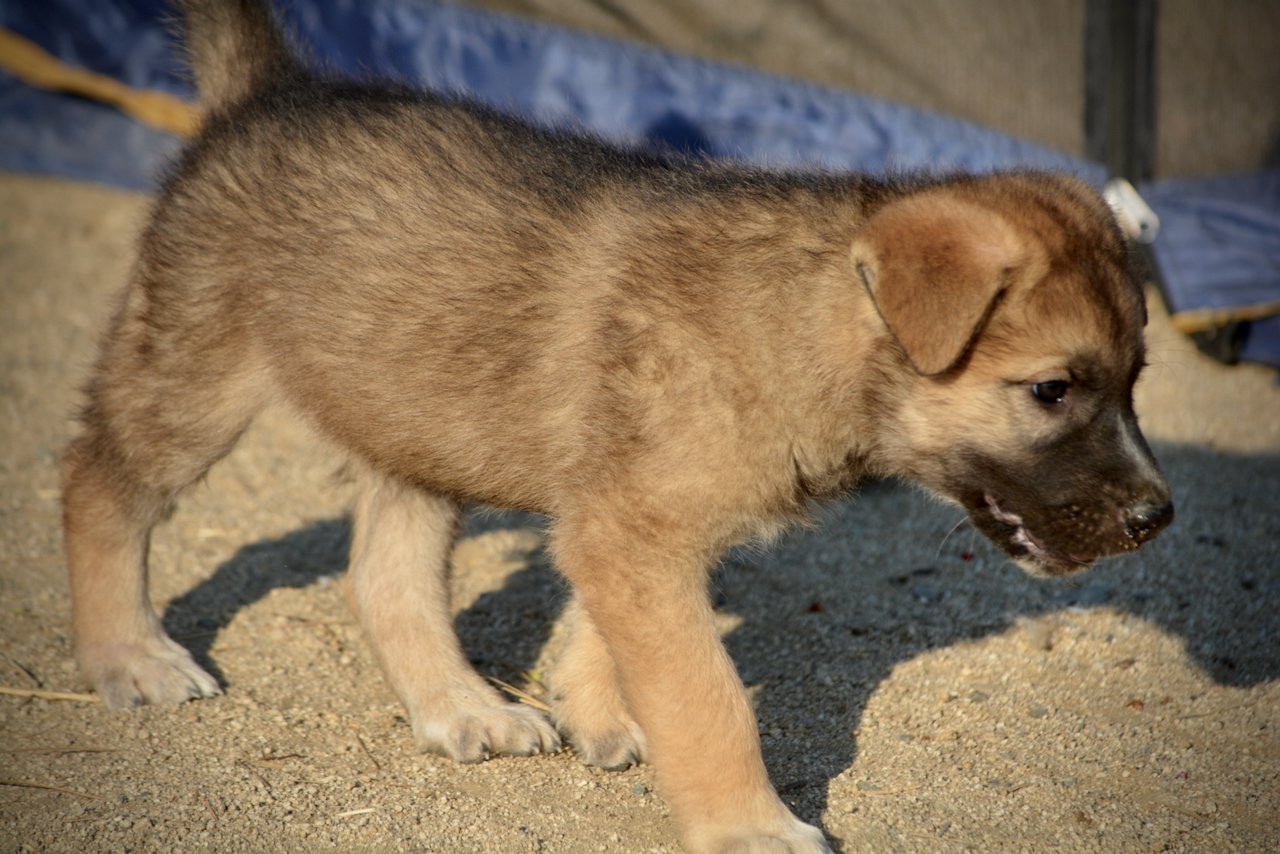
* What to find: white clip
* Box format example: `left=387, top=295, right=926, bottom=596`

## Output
left=1103, top=178, right=1160, bottom=244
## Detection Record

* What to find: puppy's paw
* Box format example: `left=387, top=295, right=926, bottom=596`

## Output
left=412, top=699, right=561, bottom=763
left=692, top=815, right=831, bottom=854
left=79, top=636, right=221, bottom=709
left=550, top=679, right=647, bottom=769
left=563, top=717, right=647, bottom=770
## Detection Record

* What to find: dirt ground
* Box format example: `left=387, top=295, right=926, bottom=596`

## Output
left=1, top=165, right=1278, bottom=853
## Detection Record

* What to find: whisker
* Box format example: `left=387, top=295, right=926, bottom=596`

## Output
left=935, top=514, right=971, bottom=561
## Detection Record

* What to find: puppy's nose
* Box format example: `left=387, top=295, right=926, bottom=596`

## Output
left=1124, top=498, right=1174, bottom=543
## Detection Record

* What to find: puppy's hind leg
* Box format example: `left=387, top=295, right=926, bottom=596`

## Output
left=551, top=593, right=647, bottom=770
left=345, top=469, right=560, bottom=763
left=63, top=282, right=267, bottom=708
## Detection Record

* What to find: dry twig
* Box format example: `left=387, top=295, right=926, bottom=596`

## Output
left=0, top=779, right=101, bottom=799
left=355, top=733, right=382, bottom=772
left=0, top=686, right=98, bottom=703
left=487, top=676, right=552, bottom=713
left=1, top=746, right=116, bottom=755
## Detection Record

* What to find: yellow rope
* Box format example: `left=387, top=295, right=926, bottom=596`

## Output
left=0, top=27, right=200, bottom=136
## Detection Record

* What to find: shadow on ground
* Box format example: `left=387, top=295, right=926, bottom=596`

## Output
left=160, top=440, right=1279, bottom=830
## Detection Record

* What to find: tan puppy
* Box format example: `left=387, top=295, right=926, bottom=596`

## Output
left=62, top=2, right=1173, bottom=851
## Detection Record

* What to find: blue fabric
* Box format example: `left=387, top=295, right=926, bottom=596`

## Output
left=0, top=73, right=183, bottom=188
left=0, top=0, right=183, bottom=189
left=1143, top=172, right=1280, bottom=367
left=284, top=1, right=1098, bottom=178
left=1, top=0, right=183, bottom=92
left=0, top=0, right=1098, bottom=192
left=1, top=0, right=1275, bottom=365
left=1241, top=314, right=1280, bottom=367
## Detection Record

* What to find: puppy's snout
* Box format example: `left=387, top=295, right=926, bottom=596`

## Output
left=1124, top=497, right=1174, bottom=543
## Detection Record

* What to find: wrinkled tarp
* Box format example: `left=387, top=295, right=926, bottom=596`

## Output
left=1, top=0, right=1276, bottom=366
left=0, top=0, right=1098, bottom=188
left=1142, top=172, right=1280, bottom=367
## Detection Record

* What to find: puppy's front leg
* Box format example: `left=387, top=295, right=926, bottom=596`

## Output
left=345, top=470, right=559, bottom=762
left=553, top=517, right=830, bottom=854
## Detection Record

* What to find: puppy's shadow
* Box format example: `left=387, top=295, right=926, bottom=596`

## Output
left=161, top=509, right=562, bottom=690
left=450, top=511, right=565, bottom=684
left=719, top=441, right=1280, bottom=831
left=160, top=442, right=1278, bottom=843
left=162, top=519, right=352, bottom=683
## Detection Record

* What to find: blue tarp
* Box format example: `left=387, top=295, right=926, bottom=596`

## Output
left=1142, top=171, right=1280, bottom=367
left=0, top=0, right=1098, bottom=189
left=1, top=0, right=1276, bottom=366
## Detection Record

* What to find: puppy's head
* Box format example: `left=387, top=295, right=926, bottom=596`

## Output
left=854, top=174, right=1173, bottom=576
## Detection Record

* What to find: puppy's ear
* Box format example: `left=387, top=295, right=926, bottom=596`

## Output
left=851, top=193, right=1026, bottom=376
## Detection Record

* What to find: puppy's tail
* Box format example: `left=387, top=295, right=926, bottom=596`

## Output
left=178, top=0, right=298, bottom=111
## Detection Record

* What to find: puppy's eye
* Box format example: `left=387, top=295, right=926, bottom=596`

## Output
left=1030, top=380, right=1070, bottom=405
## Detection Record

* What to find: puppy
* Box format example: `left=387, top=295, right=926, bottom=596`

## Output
left=62, top=2, right=1173, bottom=851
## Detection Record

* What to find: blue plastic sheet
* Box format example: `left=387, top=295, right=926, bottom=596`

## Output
left=0, top=0, right=1098, bottom=191
left=1, top=0, right=1275, bottom=365
left=0, top=0, right=183, bottom=189
left=1143, top=172, right=1280, bottom=366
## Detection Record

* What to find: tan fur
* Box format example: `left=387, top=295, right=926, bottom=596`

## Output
left=63, top=4, right=1172, bottom=852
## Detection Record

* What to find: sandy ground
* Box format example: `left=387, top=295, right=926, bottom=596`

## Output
left=0, top=168, right=1278, bottom=853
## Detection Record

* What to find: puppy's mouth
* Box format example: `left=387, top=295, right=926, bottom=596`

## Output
left=981, top=493, right=1095, bottom=577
